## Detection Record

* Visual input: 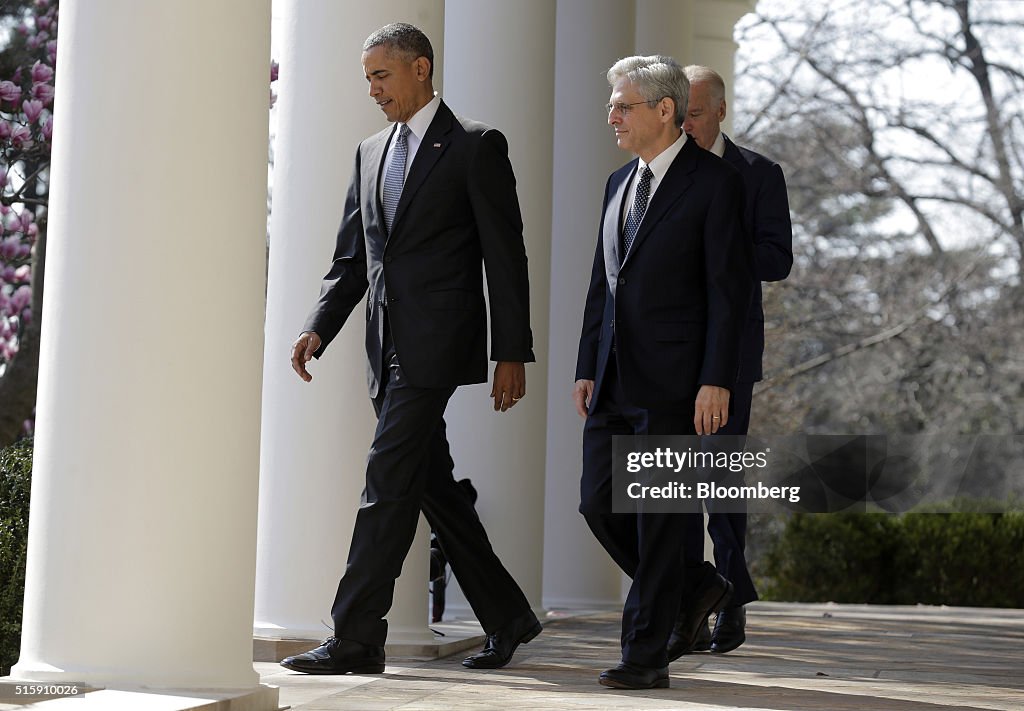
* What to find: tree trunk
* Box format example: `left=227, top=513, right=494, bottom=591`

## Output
left=0, top=227, right=44, bottom=447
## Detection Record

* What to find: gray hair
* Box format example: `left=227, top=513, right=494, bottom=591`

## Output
left=363, top=22, right=434, bottom=79
left=683, top=65, right=726, bottom=103
left=607, top=55, right=689, bottom=125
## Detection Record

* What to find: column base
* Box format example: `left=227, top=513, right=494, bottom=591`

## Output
left=253, top=619, right=486, bottom=663
left=0, top=682, right=279, bottom=710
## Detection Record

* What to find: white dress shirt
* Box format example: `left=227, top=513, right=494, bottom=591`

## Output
left=622, top=131, right=689, bottom=230
left=379, top=94, right=441, bottom=203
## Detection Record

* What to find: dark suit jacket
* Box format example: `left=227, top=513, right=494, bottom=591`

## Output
left=722, top=135, right=793, bottom=383
left=575, top=137, right=754, bottom=411
left=303, top=101, right=535, bottom=397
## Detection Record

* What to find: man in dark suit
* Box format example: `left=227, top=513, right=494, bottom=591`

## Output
left=573, top=55, right=754, bottom=689
left=282, top=22, right=541, bottom=675
left=672, top=64, right=793, bottom=656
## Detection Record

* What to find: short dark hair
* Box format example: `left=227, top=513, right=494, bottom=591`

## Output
left=363, top=22, right=434, bottom=79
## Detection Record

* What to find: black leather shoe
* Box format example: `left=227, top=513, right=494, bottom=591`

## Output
left=598, top=662, right=669, bottom=689
left=711, top=605, right=746, bottom=653
left=666, top=570, right=733, bottom=662
left=462, top=611, right=542, bottom=669
left=683, top=617, right=712, bottom=654
left=280, top=637, right=385, bottom=674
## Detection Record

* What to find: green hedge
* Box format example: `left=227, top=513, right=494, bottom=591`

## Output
left=0, top=439, right=32, bottom=677
left=760, top=510, right=1024, bottom=606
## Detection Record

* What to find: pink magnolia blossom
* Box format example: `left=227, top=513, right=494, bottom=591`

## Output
left=41, top=115, right=53, bottom=140
left=32, top=82, right=55, bottom=104
left=26, top=223, right=38, bottom=239
left=46, top=41, right=57, bottom=65
left=0, top=80, right=21, bottom=103
left=11, top=124, right=33, bottom=148
left=23, top=99, right=44, bottom=123
left=21, top=309, right=32, bottom=326
left=14, top=265, right=30, bottom=281
left=0, top=120, right=11, bottom=140
left=31, top=60, right=54, bottom=83
left=0, top=237, right=20, bottom=260
left=19, top=211, right=34, bottom=229
left=11, top=285, right=32, bottom=312
left=271, top=60, right=279, bottom=82
left=2, top=266, right=14, bottom=281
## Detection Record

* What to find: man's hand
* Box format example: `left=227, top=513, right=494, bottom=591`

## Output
left=491, top=361, right=526, bottom=412
left=694, top=384, right=730, bottom=435
left=573, top=379, right=595, bottom=419
left=290, top=331, right=322, bottom=382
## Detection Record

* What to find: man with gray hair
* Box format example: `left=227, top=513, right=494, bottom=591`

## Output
left=671, top=64, right=793, bottom=658
left=574, top=55, right=753, bottom=689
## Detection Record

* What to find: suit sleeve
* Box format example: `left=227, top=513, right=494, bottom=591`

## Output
left=575, top=180, right=612, bottom=381
left=699, top=169, right=754, bottom=388
left=753, top=162, right=793, bottom=282
left=301, top=146, right=370, bottom=357
left=467, top=129, right=535, bottom=363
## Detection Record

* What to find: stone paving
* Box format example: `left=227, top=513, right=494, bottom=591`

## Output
left=258, top=602, right=1024, bottom=711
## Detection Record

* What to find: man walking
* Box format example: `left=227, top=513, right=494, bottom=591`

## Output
left=671, top=64, right=793, bottom=657
left=574, top=55, right=754, bottom=689
left=283, top=22, right=540, bottom=675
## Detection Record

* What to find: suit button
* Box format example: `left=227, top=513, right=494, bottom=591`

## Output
left=618, top=277, right=626, bottom=285
left=384, top=256, right=393, bottom=263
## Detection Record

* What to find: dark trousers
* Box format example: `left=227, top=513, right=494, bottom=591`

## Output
left=697, top=380, right=758, bottom=606
left=580, top=357, right=706, bottom=668
left=331, top=326, right=531, bottom=646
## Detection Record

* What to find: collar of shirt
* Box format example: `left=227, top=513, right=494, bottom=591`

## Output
left=709, top=130, right=725, bottom=158
left=622, top=132, right=688, bottom=228
left=380, top=94, right=442, bottom=200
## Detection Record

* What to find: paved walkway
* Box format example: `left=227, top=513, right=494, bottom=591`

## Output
left=258, top=602, right=1024, bottom=711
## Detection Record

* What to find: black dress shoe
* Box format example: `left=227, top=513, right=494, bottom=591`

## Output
left=462, top=611, right=542, bottom=669
left=684, top=617, right=712, bottom=654
left=280, top=637, right=385, bottom=675
left=710, top=605, right=746, bottom=653
left=666, top=569, right=733, bottom=662
left=598, top=662, right=669, bottom=689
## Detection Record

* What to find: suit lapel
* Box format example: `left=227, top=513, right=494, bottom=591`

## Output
left=389, top=102, right=454, bottom=238
left=722, top=134, right=745, bottom=171
left=603, top=162, right=634, bottom=298
left=363, top=127, right=392, bottom=234
left=621, top=138, right=698, bottom=265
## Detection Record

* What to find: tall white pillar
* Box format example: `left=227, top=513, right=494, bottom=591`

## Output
left=13, top=0, right=273, bottom=697
left=694, top=0, right=756, bottom=136
left=255, top=0, right=443, bottom=645
left=541, top=0, right=637, bottom=611
left=635, top=0, right=696, bottom=59
left=439, top=0, right=556, bottom=616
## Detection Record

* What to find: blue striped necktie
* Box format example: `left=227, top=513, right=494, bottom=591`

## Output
left=382, top=123, right=411, bottom=233
left=622, top=165, right=653, bottom=259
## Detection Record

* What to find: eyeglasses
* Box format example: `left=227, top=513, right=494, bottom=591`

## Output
left=606, top=99, right=659, bottom=115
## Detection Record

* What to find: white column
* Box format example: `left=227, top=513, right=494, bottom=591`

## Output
left=694, top=0, right=756, bottom=136
left=439, top=0, right=555, bottom=616
left=255, top=0, right=443, bottom=644
left=541, top=0, right=637, bottom=611
left=635, top=0, right=696, bottom=60
left=13, top=0, right=272, bottom=695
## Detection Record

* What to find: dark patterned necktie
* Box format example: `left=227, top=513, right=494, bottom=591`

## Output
left=382, top=123, right=410, bottom=233
left=622, top=165, right=653, bottom=258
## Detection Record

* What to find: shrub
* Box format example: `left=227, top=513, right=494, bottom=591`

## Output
left=760, top=508, right=1024, bottom=607
left=0, top=438, right=32, bottom=676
